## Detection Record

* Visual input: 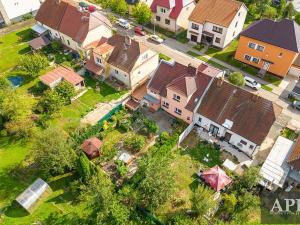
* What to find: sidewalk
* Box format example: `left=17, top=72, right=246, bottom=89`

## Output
left=0, top=19, right=35, bottom=36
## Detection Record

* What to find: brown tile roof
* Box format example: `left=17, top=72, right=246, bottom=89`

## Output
left=132, top=81, right=148, bottom=101
left=29, top=36, right=51, bottom=50
left=288, top=137, right=300, bottom=170
left=241, top=19, right=300, bottom=52
left=36, top=0, right=112, bottom=43
left=40, top=66, right=84, bottom=86
left=125, top=99, right=140, bottom=111
left=81, top=137, right=102, bottom=159
left=198, top=80, right=282, bottom=145
left=105, top=35, right=149, bottom=73
left=188, top=0, right=244, bottom=28
left=94, top=42, right=115, bottom=55
left=85, top=58, right=104, bottom=75
left=148, top=62, right=221, bottom=111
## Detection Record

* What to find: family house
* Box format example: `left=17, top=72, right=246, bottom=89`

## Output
left=187, top=0, right=247, bottom=49
left=85, top=35, right=159, bottom=90
left=35, top=0, right=112, bottom=52
left=150, top=0, right=196, bottom=32
left=40, top=66, right=85, bottom=90
left=146, top=61, right=223, bottom=123
left=235, top=19, right=300, bottom=78
left=194, top=79, right=282, bottom=157
left=0, top=0, right=41, bottom=25
left=260, top=136, right=300, bottom=191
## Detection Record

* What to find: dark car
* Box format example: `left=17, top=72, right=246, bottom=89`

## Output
left=134, top=26, right=146, bottom=36
left=292, top=101, right=300, bottom=110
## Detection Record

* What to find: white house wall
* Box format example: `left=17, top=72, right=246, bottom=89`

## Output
left=152, top=6, right=177, bottom=32
left=82, top=26, right=112, bottom=48
left=175, top=2, right=195, bottom=30
left=109, top=65, right=130, bottom=87
left=195, top=113, right=257, bottom=156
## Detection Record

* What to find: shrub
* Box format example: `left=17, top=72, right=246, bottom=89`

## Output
left=296, top=13, right=300, bottom=25
left=228, top=72, right=245, bottom=87
left=51, top=40, right=63, bottom=52
left=143, top=118, right=159, bottom=135
left=124, top=134, right=146, bottom=153
left=115, top=160, right=128, bottom=177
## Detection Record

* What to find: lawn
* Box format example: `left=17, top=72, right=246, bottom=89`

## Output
left=159, top=53, right=172, bottom=61
left=0, top=27, right=32, bottom=72
left=176, top=30, right=189, bottom=44
left=187, top=50, right=228, bottom=70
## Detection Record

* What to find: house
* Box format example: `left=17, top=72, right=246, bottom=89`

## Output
left=187, top=0, right=247, bottom=49
left=40, top=66, right=85, bottom=90
left=194, top=79, right=282, bottom=157
left=85, top=35, right=159, bottom=90
left=260, top=136, right=300, bottom=191
left=146, top=61, right=223, bottom=123
left=35, top=0, right=112, bottom=52
left=201, top=166, right=232, bottom=192
left=0, top=0, right=41, bottom=26
left=234, top=19, right=300, bottom=78
left=150, top=0, right=196, bottom=33
left=81, top=137, right=102, bottom=159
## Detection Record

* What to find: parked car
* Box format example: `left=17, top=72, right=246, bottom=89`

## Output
left=79, top=2, right=89, bottom=9
left=134, top=26, right=146, bottom=36
left=117, top=19, right=130, bottom=29
left=88, top=5, right=96, bottom=12
left=292, top=101, right=300, bottom=110
left=244, top=76, right=261, bottom=90
left=150, top=34, right=164, bottom=44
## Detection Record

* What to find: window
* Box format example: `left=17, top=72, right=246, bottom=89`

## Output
left=215, top=37, right=221, bottom=43
left=238, top=12, right=241, bottom=16
left=249, top=145, right=254, bottom=150
left=198, top=117, right=202, bottom=123
left=278, top=52, right=283, bottom=57
left=256, top=45, right=264, bottom=52
left=248, top=42, right=256, bottom=49
left=191, top=23, right=199, bottom=30
left=252, top=57, right=260, bottom=64
left=156, top=16, right=161, bottom=21
left=67, top=40, right=70, bottom=45
left=115, top=69, right=119, bottom=74
left=235, top=21, right=238, bottom=27
left=212, top=26, right=223, bottom=34
left=142, top=53, right=148, bottom=60
left=187, top=117, right=190, bottom=121
left=162, top=101, right=169, bottom=108
left=160, top=8, right=166, bottom=13
left=244, top=54, right=251, bottom=61
left=240, top=140, right=247, bottom=145
left=175, top=108, right=182, bottom=115
left=165, top=19, right=170, bottom=25
left=96, top=57, right=101, bottom=64
left=173, top=94, right=180, bottom=102
left=233, top=31, right=235, bottom=37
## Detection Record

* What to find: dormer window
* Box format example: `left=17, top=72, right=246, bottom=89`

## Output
left=96, top=57, right=101, bottom=64
left=160, top=8, right=166, bottom=13
left=173, top=94, right=180, bottom=102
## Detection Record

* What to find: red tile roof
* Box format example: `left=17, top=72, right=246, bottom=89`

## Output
left=198, top=79, right=282, bottom=145
left=125, top=99, right=140, bottom=111
left=151, top=0, right=193, bottom=19
left=40, top=66, right=84, bottom=86
left=288, top=137, right=300, bottom=170
left=148, top=61, right=221, bottom=111
left=36, top=0, right=112, bottom=43
left=202, top=166, right=232, bottom=192
left=29, top=36, right=51, bottom=50
left=81, top=137, right=102, bottom=159
left=85, top=58, right=104, bottom=75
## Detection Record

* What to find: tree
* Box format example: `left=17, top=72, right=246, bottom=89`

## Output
left=77, top=152, right=92, bottom=182
left=19, top=54, right=48, bottom=77
left=222, top=193, right=237, bottom=214
left=283, top=2, right=296, bottom=19
left=132, top=3, right=152, bottom=25
left=255, top=0, right=271, bottom=18
left=5, top=118, right=35, bottom=138
left=296, top=13, right=300, bottom=25
left=55, top=81, right=76, bottom=105
left=124, top=134, right=146, bottom=153
left=228, top=72, right=245, bottom=87
left=262, top=6, right=277, bottom=19
left=143, top=118, right=159, bottom=135
left=32, top=127, right=77, bottom=178
left=37, top=90, right=64, bottom=114
left=0, top=77, right=11, bottom=90
left=139, top=156, right=175, bottom=209
left=192, top=185, right=216, bottom=217
left=278, top=0, right=287, bottom=17
left=51, top=40, right=62, bottom=52
left=233, top=166, right=260, bottom=193
left=111, top=0, right=128, bottom=16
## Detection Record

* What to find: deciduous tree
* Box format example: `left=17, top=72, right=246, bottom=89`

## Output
left=132, top=3, right=152, bottom=25
left=19, top=54, right=48, bottom=77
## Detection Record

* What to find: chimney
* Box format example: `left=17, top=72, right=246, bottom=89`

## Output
left=251, top=94, right=260, bottom=102
left=125, top=35, right=131, bottom=46
left=56, top=0, right=61, bottom=4
left=216, top=77, right=224, bottom=87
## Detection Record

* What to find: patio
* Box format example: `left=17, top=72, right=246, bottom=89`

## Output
left=195, top=127, right=254, bottom=167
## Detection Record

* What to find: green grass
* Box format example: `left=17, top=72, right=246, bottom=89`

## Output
left=261, top=84, right=273, bottom=92
left=193, top=44, right=205, bottom=52
left=187, top=50, right=227, bottom=70
left=281, top=128, right=298, bottom=141
left=176, top=30, right=189, bottom=44
left=0, top=27, right=32, bottom=73
left=159, top=53, right=172, bottom=61
left=264, top=73, right=282, bottom=87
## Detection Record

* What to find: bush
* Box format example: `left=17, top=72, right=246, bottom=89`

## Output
left=115, top=160, right=128, bottom=177
left=51, top=40, right=63, bottom=52
left=143, top=118, right=159, bottom=135
left=124, top=134, right=146, bottom=153
left=228, top=72, right=245, bottom=87
left=296, top=13, right=300, bottom=25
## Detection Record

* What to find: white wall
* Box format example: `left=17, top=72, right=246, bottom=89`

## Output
left=82, top=25, right=112, bottom=48
left=0, top=0, right=40, bottom=20
left=289, top=66, right=300, bottom=77
left=109, top=65, right=130, bottom=87
left=195, top=113, right=257, bottom=156
left=176, top=2, right=195, bottom=30
left=152, top=6, right=177, bottom=32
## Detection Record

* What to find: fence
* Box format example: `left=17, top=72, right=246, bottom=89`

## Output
left=97, top=103, right=123, bottom=125
left=178, top=122, right=195, bottom=147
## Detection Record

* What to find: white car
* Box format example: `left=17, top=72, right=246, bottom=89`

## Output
left=244, top=76, right=261, bottom=90
left=150, top=34, right=164, bottom=44
left=117, top=18, right=130, bottom=29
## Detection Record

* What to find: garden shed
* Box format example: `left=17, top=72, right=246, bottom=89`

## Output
left=201, top=166, right=232, bottom=192
left=15, top=178, right=51, bottom=213
left=81, top=137, right=103, bottom=159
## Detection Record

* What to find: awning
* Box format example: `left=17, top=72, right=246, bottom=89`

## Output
left=144, top=94, right=160, bottom=104
left=31, top=24, right=48, bottom=35
left=29, top=36, right=51, bottom=50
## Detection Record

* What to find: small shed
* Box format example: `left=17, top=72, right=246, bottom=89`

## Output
left=31, top=24, right=48, bottom=36
left=118, top=151, right=134, bottom=164
left=16, top=178, right=51, bottom=213
left=29, top=35, right=51, bottom=51
left=202, top=165, right=232, bottom=192
left=81, top=137, right=102, bottom=159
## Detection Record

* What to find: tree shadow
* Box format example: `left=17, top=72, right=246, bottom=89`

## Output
left=189, top=174, right=200, bottom=192
left=18, top=46, right=31, bottom=55
left=3, top=201, right=29, bottom=218
left=15, top=29, right=33, bottom=43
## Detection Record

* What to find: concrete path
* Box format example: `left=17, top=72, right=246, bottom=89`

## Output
left=0, top=19, right=35, bottom=36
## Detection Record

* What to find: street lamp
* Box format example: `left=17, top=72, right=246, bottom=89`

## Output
left=154, top=18, right=156, bottom=35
